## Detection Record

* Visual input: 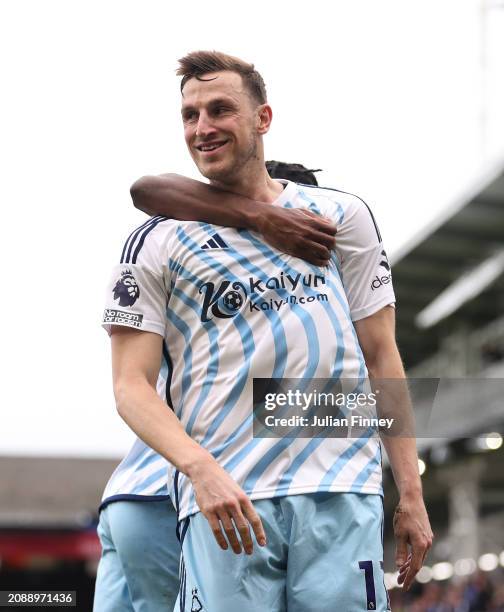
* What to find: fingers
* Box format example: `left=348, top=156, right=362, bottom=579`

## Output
left=402, top=544, right=424, bottom=591
left=397, top=553, right=412, bottom=585
left=304, top=228, right=337, bottom=250
left=395, top=534, right=409, bottom=570
left=259, top=208, right=337, bottom=264
left=397, top=534, right=433, bottom=590
left=296, top=209, right=337, bottom=235
left=205, top=497, right=266, bottom=556
left=228, top=506, right=253, bottom=555
left=241, top=497, right=267, bottom=548
left=217, top=509, right=243, bottom=554
left=392, top=503, right=434, bottom=590
left=206, top=508, right=248, bottom=555
left=285, top=239, right=332, bottom=265
left=207, top=513, right=229, bottom=551
left=309, top=256, right=332, bottom=267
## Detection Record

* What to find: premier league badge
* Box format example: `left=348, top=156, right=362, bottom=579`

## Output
left=113, top=269, right=140, bottom=307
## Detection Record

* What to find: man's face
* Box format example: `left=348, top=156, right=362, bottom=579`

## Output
left=181, top=71, right=260, bottom=183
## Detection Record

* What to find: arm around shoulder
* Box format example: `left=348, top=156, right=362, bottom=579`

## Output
left=129, top=173, right=336, bottom=265
left=130, top=173, right=255, bottom=224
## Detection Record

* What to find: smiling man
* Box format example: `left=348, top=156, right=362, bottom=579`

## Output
left=99, top=51, right=432, bottom=611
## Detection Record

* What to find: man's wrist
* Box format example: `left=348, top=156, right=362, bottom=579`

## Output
left=242, top=201, right=268, bottom=232
left=397, top=481, right=423, bottom=501
left=183, top=448, right=216, bottom=480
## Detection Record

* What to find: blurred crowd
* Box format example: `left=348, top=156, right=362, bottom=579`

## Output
left=389, top=570, right=504, bottom=611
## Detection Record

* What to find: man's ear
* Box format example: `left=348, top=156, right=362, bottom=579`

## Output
left=256, top=104, right=273, bottom=135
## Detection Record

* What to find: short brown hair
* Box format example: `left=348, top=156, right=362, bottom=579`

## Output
left=177, top=50, right=267, bottom=105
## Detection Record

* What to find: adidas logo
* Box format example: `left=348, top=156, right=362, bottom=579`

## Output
left=379, top=249, right=390, bottom=271
left=201, top=233, right=229, bottom=250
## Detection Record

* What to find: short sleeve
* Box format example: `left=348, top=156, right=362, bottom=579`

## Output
left=334, top=197, right=395, bottom=321
left=101, top=218, right=171, bottom=336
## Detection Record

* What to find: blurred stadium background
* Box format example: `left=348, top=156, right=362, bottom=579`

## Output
left=383, top=158, right=504, bottom=611
left=2, top=1, right=504, bottom=611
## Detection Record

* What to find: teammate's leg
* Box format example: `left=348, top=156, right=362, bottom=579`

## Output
left=175, top=498, right=288, bottom=612
left=93, top=505, right=134, bottom=612
left=94, top=500, right=180, bottom=612
left=285, top=493, right=390, bottom=612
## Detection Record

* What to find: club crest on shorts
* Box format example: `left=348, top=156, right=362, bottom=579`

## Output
left=191, top=588, right=203, bottom=611
left=113, top=269, right=140, bottom=307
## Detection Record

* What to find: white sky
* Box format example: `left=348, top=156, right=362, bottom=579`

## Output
left=1, top=0, right=503, bottom=458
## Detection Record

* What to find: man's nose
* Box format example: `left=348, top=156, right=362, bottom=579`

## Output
left=196, top=112, right=216, bottom=138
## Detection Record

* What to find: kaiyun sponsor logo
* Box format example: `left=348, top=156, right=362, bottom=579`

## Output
left=198, top=272, right=328, bottom=321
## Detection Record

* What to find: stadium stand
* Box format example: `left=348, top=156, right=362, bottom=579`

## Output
left=383, top=158, right=504, bottom=610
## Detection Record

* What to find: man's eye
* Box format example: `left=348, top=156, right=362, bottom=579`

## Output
left=183, top=112, right=197, bottom=122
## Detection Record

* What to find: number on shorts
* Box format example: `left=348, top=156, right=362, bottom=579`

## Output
left=358, top=560, right=376, bottom=610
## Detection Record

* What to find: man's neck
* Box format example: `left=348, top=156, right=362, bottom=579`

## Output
left=210, top=168, right=284, bottom=204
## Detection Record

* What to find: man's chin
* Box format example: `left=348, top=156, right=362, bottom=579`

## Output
left=197, top=161, right=234, bottom=183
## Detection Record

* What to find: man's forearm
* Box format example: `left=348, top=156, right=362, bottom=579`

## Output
left=381, top=437, right=422, bottom=499
left=367, top=346, right=423, bottom=499
left=131, top=173, right=264, bottom=230
left=114, top=373, right=268, bottom=553
left=356, top=304, right=432, bottom=583
left=114, top=376, right=210, bottom=478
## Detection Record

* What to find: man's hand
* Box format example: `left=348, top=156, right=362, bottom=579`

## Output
left=189, top=458, right=267, bottom=555
left=255, top=205, right=336, bottom=266
left=393, top=496, right=433, bottom=590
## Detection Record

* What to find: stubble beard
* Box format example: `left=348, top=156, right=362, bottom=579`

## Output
left=198, top=133, right=259, bottom=186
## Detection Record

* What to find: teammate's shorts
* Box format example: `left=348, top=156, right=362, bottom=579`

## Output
left=93, top=499, right=180, bottom=612
left=175, top=492, right=390, bottom=612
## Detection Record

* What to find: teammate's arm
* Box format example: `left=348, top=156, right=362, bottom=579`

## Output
left=354, top=306, right=433, bottom=591
left=130, top=173, right=336, bottom=266
left=110, top=325, right=266, bottom=555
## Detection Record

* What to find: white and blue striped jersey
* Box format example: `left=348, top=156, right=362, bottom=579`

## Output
left=100, top=180, right=395, bottom=519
